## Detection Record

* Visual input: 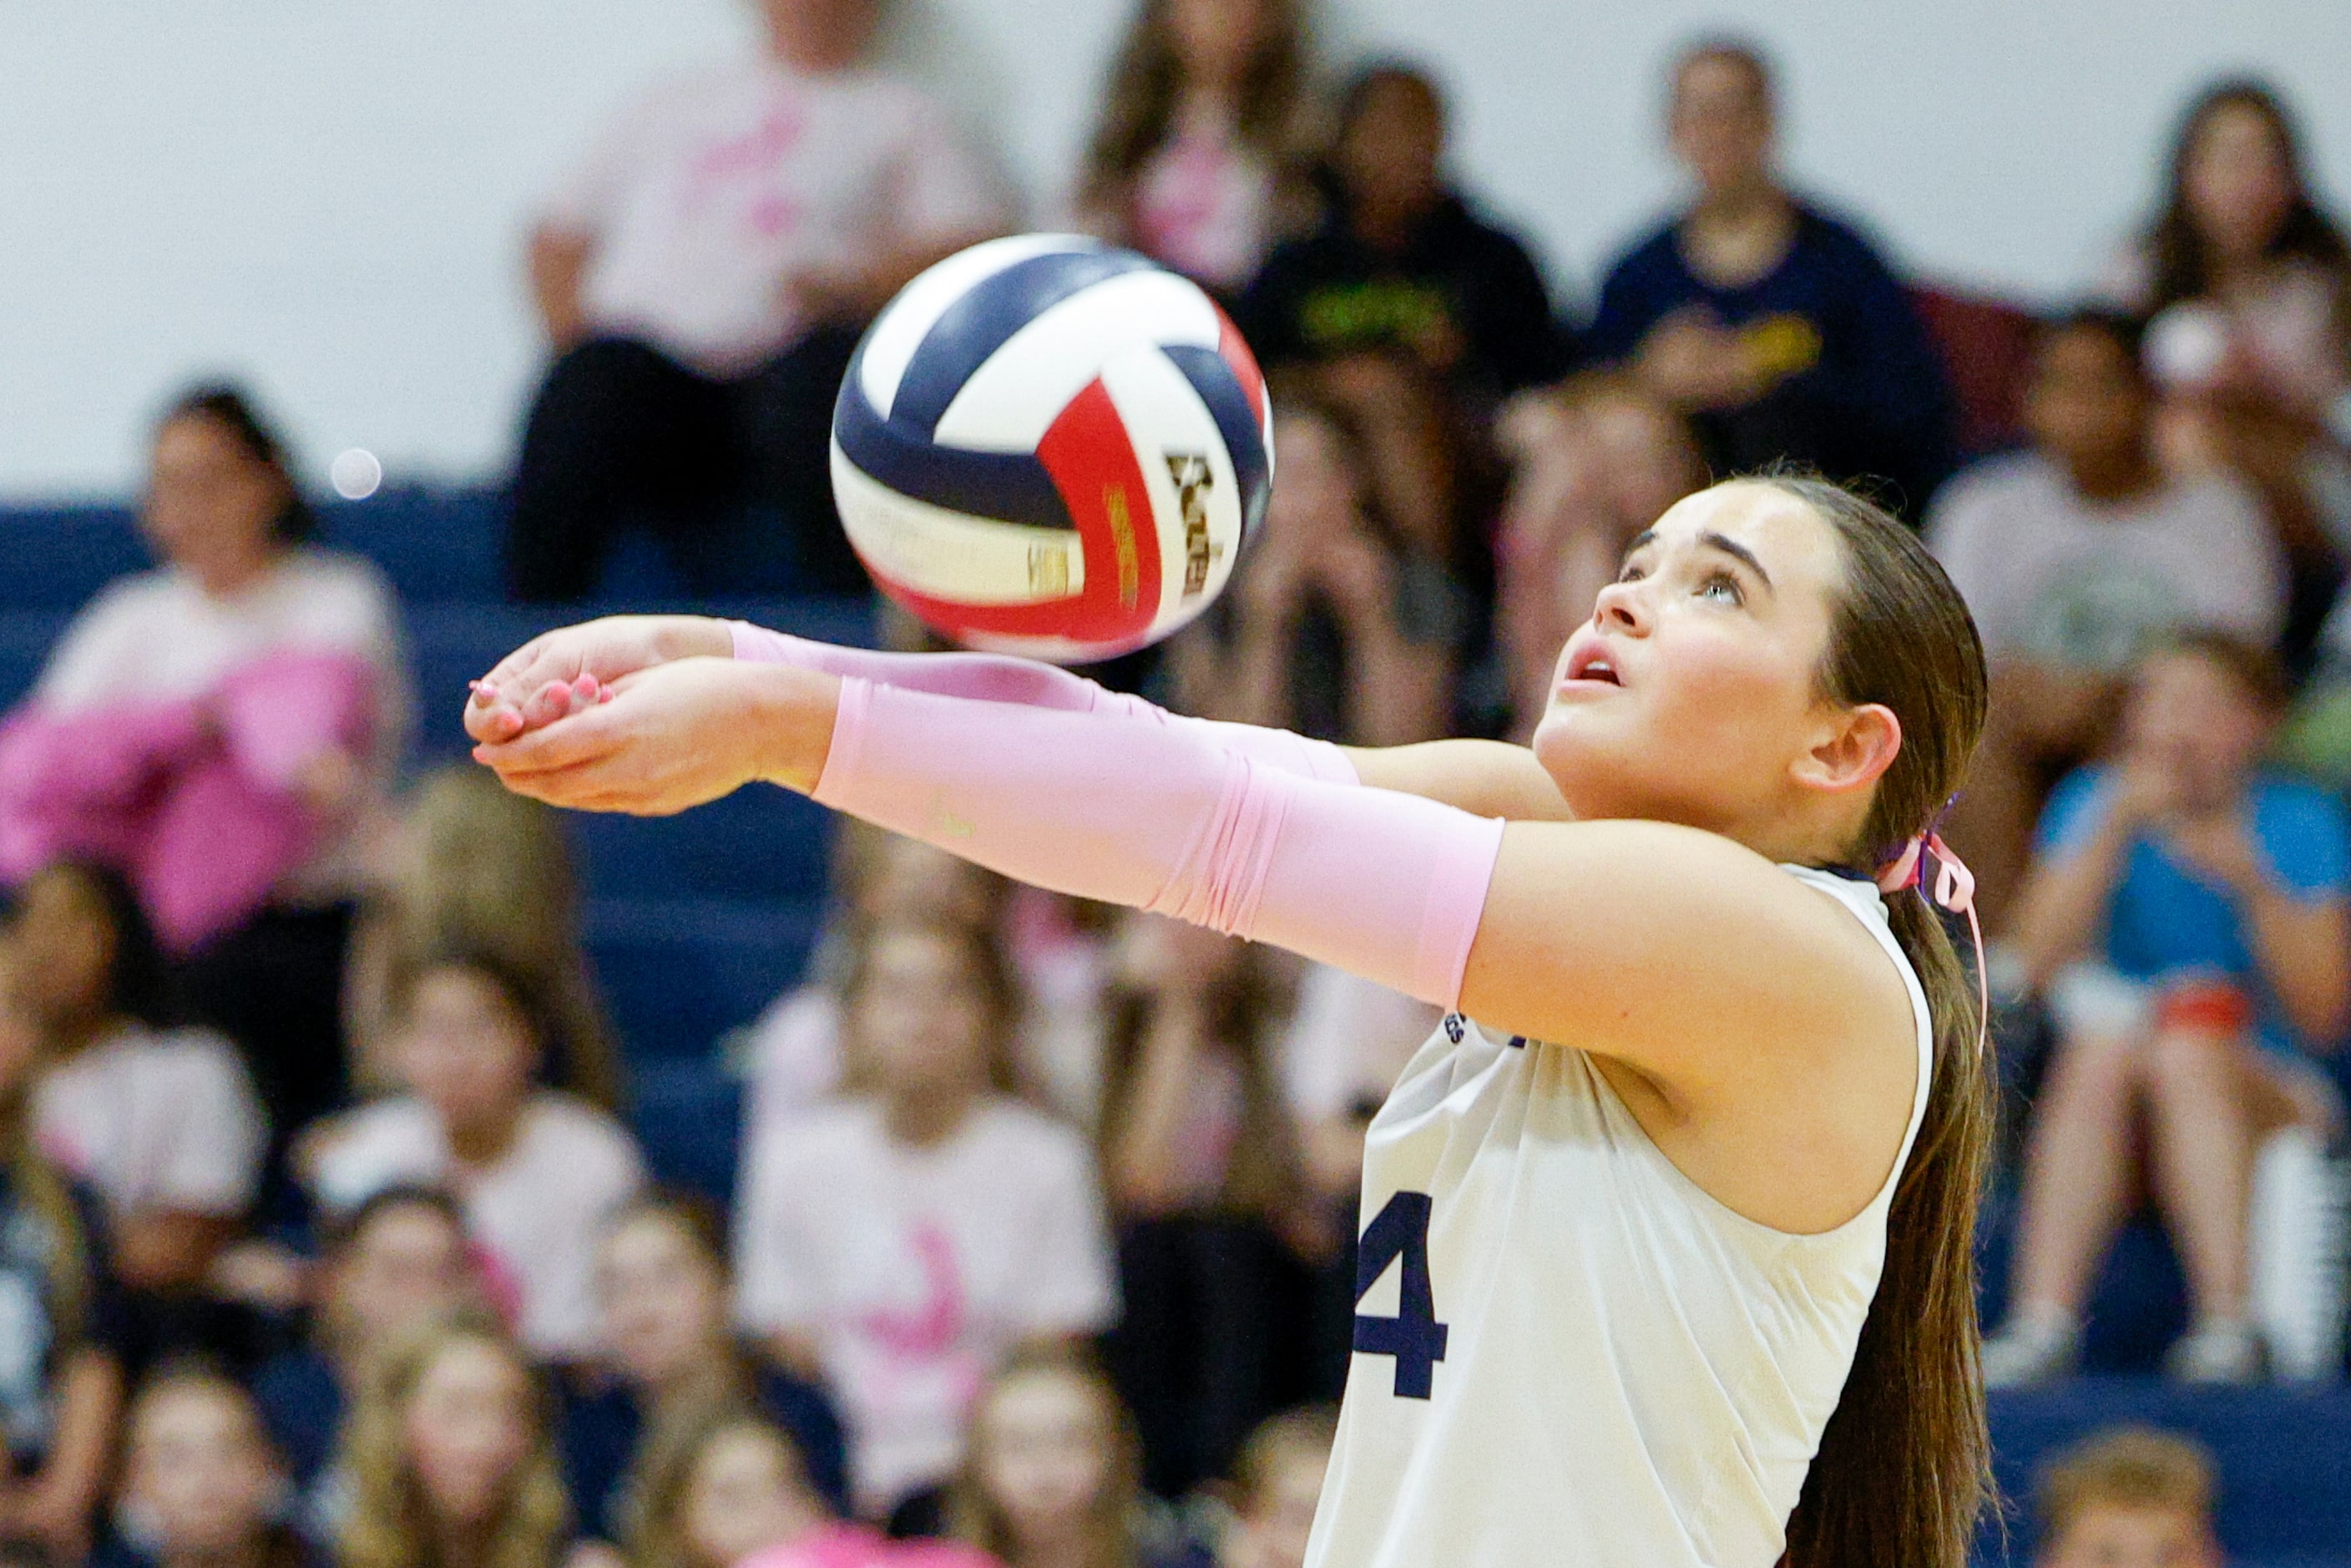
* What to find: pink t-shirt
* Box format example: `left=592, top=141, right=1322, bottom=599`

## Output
left=738, top=1523, right=996, bottom=1568
left=545, top=57, right=1009, bottom=372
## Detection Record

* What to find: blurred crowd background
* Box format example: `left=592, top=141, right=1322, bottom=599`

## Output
left=3, top=2, right=2350, bottom=1565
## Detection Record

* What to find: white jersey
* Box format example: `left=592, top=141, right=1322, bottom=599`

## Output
left=1304, top=867, right=1934, bottom=1568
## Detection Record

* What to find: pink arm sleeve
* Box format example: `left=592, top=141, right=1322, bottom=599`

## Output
left=811, top=678, right=1503, bottom=1009
left=729, top=620, right=1357, bottom=785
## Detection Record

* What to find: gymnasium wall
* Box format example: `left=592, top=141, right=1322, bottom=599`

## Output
left=1, top=0, right=2343, bottom=496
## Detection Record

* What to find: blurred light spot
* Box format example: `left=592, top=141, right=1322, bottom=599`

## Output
left=330, top=448, right=383, bottom=500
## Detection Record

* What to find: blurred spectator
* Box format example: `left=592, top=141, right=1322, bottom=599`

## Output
left=345, top=767, right=619, bottom=1108
left=513, top=0, right=1009, bottom=598
left=2034, top=1427, right=2223, bottom=1568
left=946, top=1343, right=1185, bottom=1568
left=0, top=387, right=407, bottom=1157
left=1584, top=40, right=1953, bottom=513
left=105, top=1364, right=315, bottom=1568
left=1930, top=312, right=2283, bottom=928
left=733, top=918, right=1115, bottom=1517
left=643, top=1409, right=993, bottom=1568
left=13, top=863, right=263, bottom=1305
left=1490, top=374, right=1706, bottom=736
left=562, top=1193, right=846, bottom=1545
left=1074, top=0, right=1315, bottom=292
left=2101, top=79, right=2351, bottom=660
left=1196, top=1406, right=1335, bottom=1568
left=0, top=938, right=124, bottom=1568
left=303, top=949, right=645, bottom=1360
left=250, top=1186, right=483, bottom=1545
left=1985, top=635, right=2349, bottom=1386
left=1170, top=385, right=1459, bottom=745
left=1236, top=63, right=1565, bottom=402
left=336, top=1315, right=569, bottom=1568
left=1096, top=917, right=1311, bottom=1500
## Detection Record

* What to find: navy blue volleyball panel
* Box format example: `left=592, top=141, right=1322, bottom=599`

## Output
left=832, top=362, right=1075, bottom=532
left=1160, top=344, right=1272, bottom=539
left=886, top=248, right=1161, bottom=435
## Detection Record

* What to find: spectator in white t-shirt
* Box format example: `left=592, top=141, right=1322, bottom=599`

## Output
left=1929, top=310, right=2285, bottom=930
left=303, top=948, right=645, bottom=1360
left=734, top=916, right=1115, bottom=1518
left=513, top=0, right=1011, bottom=599
left=10, top=861, right=264, bottom=1302
left=0, top=387, right=408, bottom=1167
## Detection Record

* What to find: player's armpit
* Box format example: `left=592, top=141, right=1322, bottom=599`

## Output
left=1346, top=740, right=1579, bottom=822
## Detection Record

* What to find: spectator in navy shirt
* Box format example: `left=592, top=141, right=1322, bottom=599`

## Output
left=1986, top=634, right=2351, bottom=1388
left=562, top=1193, right=847, bottom=1545
left=1236, top=63, right=1565, bottom=402
left=1585, top=39, right=1954, bottom=513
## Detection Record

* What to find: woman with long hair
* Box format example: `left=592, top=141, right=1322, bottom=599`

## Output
left=466, top=468, right=1997, bottom=1566
left=115, top=1363, right=318, bottom=1568
left=336, top=1314, right=569, bottom=1568
left=1075, top=0, right=1315, bottom=293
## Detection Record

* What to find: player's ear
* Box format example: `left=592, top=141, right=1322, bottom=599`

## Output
left=1794, top=701, right=1901, bottom=797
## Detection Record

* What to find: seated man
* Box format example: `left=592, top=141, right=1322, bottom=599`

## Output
left=1236, top=63, right=1565, bottom=404
left=1930, top=311, right=2283, bottom=928
left=1986, top=635, right=2348, bottom=1387
left=2035, top=1427, right=2224, bottom=1568
left=513, top=0, right=1009, bottom=599
left=1584, top=38, right=1952, bottom=513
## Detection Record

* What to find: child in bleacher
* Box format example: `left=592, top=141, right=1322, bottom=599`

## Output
left=108, top=1363, right=314, bottom=1568
left=336, top=1314, right=569, bottom=1568
left=733, top=918, right=1115, bottom=1520
left=636, top=1409, right=993, bottom=1568
left=344, top=766, right=620, bottom=1108
left=563, top=1192, right=846, bottom=1545
left=303, top=947, right=645, bottom=1360
left=2034, top=1426, right=2223, bottom=1568
left=1986, top=633, right=2351, bottom=1385
left=1095, top=915, right=1314, bottom=1499
left=13, top=860, right=264, bottom=1338
left=946, top=1344, right=1186, bottom=1568
left=0, top=935, right=123, bottom=1566
left=1206, top=1407, right=1337, bottom=1568
left=250, top=1186, right=483, bottom=1545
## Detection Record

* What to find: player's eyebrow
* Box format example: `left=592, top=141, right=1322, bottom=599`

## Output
left=1618, top=528, right=1775, bottom=594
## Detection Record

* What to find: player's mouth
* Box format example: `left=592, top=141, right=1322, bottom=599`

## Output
left=1560, top=640, right=1624, bottom=690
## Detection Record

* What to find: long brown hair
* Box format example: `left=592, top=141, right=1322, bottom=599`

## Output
left=947, top=1341, right=1147, bottom=1568
left=1755, top=473, right=1994, bottom=1568
left=625, top=1407, right=812, bottom=1568
left=1079, top=0, right=1314, bottom=219
left=338, top=1313, right=571, bottom=1568
left=2146, top=81, right=2351, bottom=325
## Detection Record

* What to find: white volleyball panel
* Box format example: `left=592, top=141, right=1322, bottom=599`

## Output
left=932, top=271, right=1226, bottom=453
left=832, top=444, right=1084, bottom=606
left=1094, top=343, right=1246, bottom=641
left=856, top=234, right=1096, bottom=418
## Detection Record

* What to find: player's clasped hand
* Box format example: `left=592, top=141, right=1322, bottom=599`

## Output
left=462, top=614, right=734, bottom=746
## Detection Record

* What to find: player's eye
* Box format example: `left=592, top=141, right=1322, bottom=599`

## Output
left=1698, top=571, right=1744, bottom=606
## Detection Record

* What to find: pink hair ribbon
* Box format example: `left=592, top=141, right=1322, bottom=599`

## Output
left=1876, top=830, right=1989, bottom=1060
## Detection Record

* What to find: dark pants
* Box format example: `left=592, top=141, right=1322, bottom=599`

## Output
left=1109, top=1215, right=1304, bottom=1499
left=174, top=902, right=355, bottom=1222
left=508, top=330, right=869, bottom=599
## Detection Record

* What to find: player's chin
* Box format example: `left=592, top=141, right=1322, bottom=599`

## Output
left=1529, top=705, right=1634, bottom=790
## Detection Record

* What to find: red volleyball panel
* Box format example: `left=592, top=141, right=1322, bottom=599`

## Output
left=861, top=375, right=1163, bottom=649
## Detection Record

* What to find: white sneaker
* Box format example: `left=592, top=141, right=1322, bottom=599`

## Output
left=1981, top=1313, right=2080, bottom=1388
left=2164, top=1320, right=2267, bottom=1385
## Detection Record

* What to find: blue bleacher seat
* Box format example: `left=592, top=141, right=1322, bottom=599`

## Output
left=1979, top=1178, right=2192, bottom=1377
left=584, top=895, right=823, bottom=1063
left=0, top=505, right=148, bottom=612
left=0, top=611, right=70, bottom=710
left=1980, top=1383, right=2351, bottom=1565
left=566, top=788, right=833, bottom=903
left=317, top=487, right=506, bottom=603
left=628, top=1058, right=745, bottom=1207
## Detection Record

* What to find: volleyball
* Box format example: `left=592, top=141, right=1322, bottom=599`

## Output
left=830, top=234, right=1273, bottom=662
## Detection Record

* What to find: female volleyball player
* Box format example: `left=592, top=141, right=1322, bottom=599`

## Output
left=464, top=473, right=1994, bottom=1568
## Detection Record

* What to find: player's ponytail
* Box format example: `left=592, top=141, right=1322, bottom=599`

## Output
left=1761, top=473, right=1995, bottom=1568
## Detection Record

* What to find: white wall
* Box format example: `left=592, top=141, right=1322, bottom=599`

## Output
left=2, top=0, right=2345, bottom=497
